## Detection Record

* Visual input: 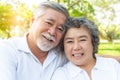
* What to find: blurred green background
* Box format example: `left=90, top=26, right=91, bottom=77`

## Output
left=0, top=0, right=120, bottom=55
left=98, top=42, right=120, bottom=55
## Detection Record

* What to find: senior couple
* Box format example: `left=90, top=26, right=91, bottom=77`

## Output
left=0, top=1, right=120, bottom=80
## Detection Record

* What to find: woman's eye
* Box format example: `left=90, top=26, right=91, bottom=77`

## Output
left=66, top=41, right=73, bottom=43
left=80, top=39, right=86, bottom=41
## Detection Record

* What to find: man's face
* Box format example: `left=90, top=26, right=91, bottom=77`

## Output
left=64, top=27, right=95, bottom=68
left=29, top=8, right=67, bottom=51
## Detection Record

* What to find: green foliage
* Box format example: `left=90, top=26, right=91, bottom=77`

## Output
left=0, top=1, right=34, bottom=38
left=63, top=0, right=95, bottom=19
left=0, top=3, right=16, bottom=38
left=69, top=0, right=94, bottom=17
left=54, top=0, right=95, bottom=20
left=0, top=29, right=9, bottom=38
left=89, top=0, right=119, bottom=7
left=115, top=26, right=120, bottom=39
left=99, top=25, right=120, bottom=42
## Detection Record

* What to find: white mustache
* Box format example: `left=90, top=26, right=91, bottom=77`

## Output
left=42, top=33, right=56, bottom=42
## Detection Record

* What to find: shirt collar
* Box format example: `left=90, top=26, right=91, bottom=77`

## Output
left=67, top=62, right=83, bottom=78
left=67, top=56, right=111, bottom=78
left=43, top=49, right=57, bottom=68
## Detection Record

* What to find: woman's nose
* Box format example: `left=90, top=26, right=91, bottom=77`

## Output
left=73, top=42, right=81, bottom=51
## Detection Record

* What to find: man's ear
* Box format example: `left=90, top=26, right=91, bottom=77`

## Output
left=30, top=16, right=35, bottom=26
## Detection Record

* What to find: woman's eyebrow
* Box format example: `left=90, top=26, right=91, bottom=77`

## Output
left=65, top=35, right=88, bottom=40
left=78, top=35, right=88, bottom=38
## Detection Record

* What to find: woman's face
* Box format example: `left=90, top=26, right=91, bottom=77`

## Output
left=64, top=26, right=95, bottom=68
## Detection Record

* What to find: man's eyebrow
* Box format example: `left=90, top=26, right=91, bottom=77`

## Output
left=46, top=18, right=65, bottom=28
left=46, top=18, right=55, bottom=22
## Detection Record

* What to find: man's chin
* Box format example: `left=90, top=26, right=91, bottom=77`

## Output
left=38, top=44, right=54, bottom=52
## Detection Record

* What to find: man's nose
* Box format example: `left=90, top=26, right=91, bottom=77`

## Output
left=48, top=26, right=56, bottom=36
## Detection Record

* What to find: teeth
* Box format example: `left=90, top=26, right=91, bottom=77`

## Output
left=73, top=53, right=84, bottom=57
left=74, top=54, right=81, bottom=57
left=42, top=33, right=56, bottom=42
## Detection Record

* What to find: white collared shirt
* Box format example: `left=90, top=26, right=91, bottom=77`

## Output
left=51, top=57, right=120, bottom=80
left=0, top=36, right=67, bottom=80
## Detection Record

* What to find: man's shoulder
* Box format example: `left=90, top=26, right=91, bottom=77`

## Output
left=0, top=37, right=22, bottom=62
left=0, top=37, right=26, bottom=55
left=0, top=37, right=23, bottom=47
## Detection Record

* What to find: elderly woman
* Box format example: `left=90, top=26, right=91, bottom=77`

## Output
left=51, top=17, right=120, bottom=80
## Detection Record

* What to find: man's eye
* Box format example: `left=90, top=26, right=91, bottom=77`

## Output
left=44, top=20, right=53, bottom=26
left=58, top=27, right=63, bottom=31
left=57, top=26, right=64, bottom=32
left=46, top=22, right=53, bottom=25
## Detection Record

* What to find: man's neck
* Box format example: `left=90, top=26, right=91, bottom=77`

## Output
left=27, top=34, right=48, bottom=64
